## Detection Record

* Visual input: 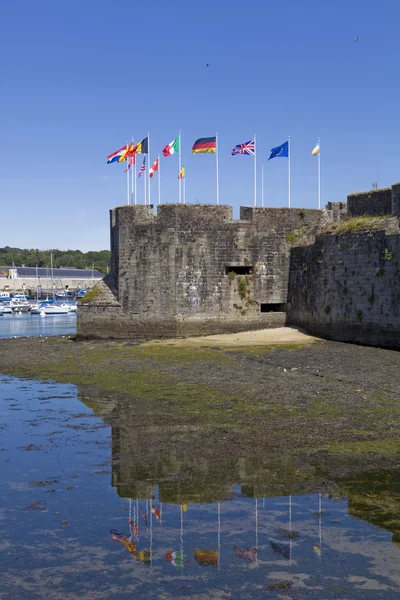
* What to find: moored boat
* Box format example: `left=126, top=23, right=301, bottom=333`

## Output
left=41, top=305, right=70, bottom=315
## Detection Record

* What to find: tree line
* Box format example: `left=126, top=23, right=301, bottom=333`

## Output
left=0, top=247, right=111, bottom=274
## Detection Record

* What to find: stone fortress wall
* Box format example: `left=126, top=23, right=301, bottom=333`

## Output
left=78, top=182, right=400, bottom=348
left=287, top=182, right=400, bottom=348
left=78, top=203, right=330, bottom=339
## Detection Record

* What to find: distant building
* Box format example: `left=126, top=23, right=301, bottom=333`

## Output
left=0, top=266, right=103, bottom=292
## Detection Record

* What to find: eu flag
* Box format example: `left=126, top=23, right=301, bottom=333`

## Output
left=268, top=141, right=289, bottom=160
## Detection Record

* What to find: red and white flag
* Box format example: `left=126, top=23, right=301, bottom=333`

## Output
left=149, top=157, right=159, bottom=179
left=124, top=155, right=136, bottom=173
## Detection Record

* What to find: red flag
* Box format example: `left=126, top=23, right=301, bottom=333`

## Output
left=124, top=156, right=136, bottom=173
left=149, top=158, right=159, bottom=179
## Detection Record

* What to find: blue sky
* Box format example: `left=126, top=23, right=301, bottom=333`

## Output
left=0, top=0, right=399, bottom=251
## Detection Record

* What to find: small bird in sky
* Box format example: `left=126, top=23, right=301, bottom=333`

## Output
left=206, top=63, right=209, bottom=67
left=354, top=36, right=358, bottom=42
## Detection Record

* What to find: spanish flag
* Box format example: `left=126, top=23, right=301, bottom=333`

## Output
left=192, top=137, right=216, bottom=154
left=135, top=137, right=149, bottom=154
left=118, top=143, right=134, bottom=163
left=178, top=166, right=185, bottom=179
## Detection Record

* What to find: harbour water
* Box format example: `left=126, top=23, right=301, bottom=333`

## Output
left=0, top=313, right=76, bottom=339
left=1, top=376, right=400, bottom=599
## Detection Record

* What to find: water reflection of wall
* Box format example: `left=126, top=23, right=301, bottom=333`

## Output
left=340, top=470, right=400, bottom=545
left=80, top=391, right=400, bottom=549
left=79, top=392, right=317, bottom=504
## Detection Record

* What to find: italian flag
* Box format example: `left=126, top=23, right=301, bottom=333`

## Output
left=163, top=136, right=179, bottom=157
left=166, top=551, right=183, bottom=567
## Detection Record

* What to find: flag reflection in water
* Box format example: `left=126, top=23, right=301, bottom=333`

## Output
left=194, top=548, right=219, bottom=566
left=110, top=530, right=151, bottom=564
left=233, top=546, right=257, bottom=561
left=166, top=550, right=183, bottom=567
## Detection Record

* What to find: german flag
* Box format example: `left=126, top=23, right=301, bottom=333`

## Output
left=192, top=136, right=216, bottom=154
left=134, top=137, right=149, bottom=154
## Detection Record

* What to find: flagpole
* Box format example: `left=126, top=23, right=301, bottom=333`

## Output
left=254, top=133, right=257, bottom=207
left=131, top=137, right=134, bottom=206
left=183, top=158, right=186, bottom=204
left=216, top=132, right=219, bottom=205
left=148, top=132, right=151, bottom=206
left=288, top=136, right=291, bottom=208
left=178, top=130, right=182, bottom=204
left=134, top=152, right=137, bottom=205
left=318, top=137, right=321, bottom=210
left=158, top=154, right=161, bottom=205
left=126, top=142, right=129, bottom=205
left=261, top=165, right=264, bottom=207
left=144, top=159, right=147, bottom=205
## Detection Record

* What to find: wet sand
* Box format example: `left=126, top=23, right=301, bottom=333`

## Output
left=147, top=326, right=320, bottom=347
left=0, top=330, right=400, bottom=477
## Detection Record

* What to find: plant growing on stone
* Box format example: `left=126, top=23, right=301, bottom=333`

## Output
left=383, top=248, right=393, bottom=261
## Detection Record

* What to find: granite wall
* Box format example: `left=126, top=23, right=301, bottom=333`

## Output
left=347, top=188, right=392, bottom=217
left=78, top=204, right=330, bottom=339
left=287, top=230, right=400, bottom=348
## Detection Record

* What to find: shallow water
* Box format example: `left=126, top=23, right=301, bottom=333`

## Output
left=1, top=376, right=400, bottom=599
left=0, top=313, right=76, bottom=338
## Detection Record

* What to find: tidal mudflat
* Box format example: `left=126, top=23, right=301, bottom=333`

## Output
left=1, top=330, right=400, bottom=598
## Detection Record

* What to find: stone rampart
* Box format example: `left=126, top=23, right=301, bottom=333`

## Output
left=347, top=188, right=392, bottom=217
left=287, top=230, right=400, bottom=348
left=78, top=204, right=330, bottom=339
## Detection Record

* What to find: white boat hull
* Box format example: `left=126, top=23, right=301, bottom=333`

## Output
left=42, top=306, right=70, bottom=315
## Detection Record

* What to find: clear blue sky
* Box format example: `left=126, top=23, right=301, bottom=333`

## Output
left=0, top=0, right=399, bottom=251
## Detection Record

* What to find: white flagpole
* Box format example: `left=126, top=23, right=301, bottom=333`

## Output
left=131, top=138, right=134, bottom=206
left=318, top=137, right=321, bottom=210
left=183, top=158, right=186, bottom=204
left=261, top=165, right=264, bottom=207
left=158, top=154, right=161, bottom=205
left=178, top=130, right=182, bottom=204
left=147, top=133, right=151, bottom=206
left=126, top=142, right=129, bottom=205
left=288, top=136, right=291, bottom=208
left=144, top=158, right=147, bottom=205
left=134, top=152, right=137, bottom=205
left=254, top=134, right=257, bottom=207
left=216, top=133, right=219, bottom=205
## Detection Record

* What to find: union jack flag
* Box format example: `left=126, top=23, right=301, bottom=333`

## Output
left=138, top=156, right=147, bottom=178
left=231, top=139, right=255, bottom=156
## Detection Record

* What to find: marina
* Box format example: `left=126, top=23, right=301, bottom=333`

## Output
left=0, top=312, right=76, bottom=338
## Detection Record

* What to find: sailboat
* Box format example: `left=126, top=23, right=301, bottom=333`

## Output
left=31, top=255, right=69, bottom=315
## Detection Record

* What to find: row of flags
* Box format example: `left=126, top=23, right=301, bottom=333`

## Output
left=107, top=134, right=321, bottom=207
left=107, top=135, right=321, bottom=181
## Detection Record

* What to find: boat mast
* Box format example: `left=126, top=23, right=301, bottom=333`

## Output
left=51, top=253, right=54, bottom=300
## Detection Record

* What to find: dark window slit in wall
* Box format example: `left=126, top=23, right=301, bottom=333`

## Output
left=225, top=266, right=253, bottom=276
left=260, top=303, right=286, bottom=313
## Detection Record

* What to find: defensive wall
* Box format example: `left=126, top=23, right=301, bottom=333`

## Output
left=78, top=203, right=330, bottom=339
left=78, top=182, right=400, bottom=347
left=287, top=182, right=400, bottom=348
